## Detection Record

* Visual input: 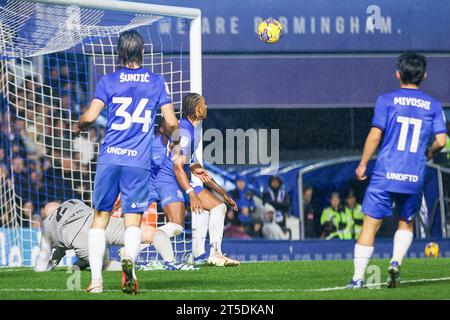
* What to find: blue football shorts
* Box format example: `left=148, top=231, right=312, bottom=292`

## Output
left=148, top=174, right=159, bottom=204
left=93, top=163, right=151, bottom=213
left=155, top=169, right=204, bottom=209
left=362, top=187, right=422, bottom=223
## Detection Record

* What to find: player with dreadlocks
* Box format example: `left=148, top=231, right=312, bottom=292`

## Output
left=155, top=93, right=240, bottom=266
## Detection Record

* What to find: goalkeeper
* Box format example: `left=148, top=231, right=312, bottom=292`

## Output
left=34, top=200, right=194, bottom=272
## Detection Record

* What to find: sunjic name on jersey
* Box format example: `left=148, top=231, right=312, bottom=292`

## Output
left=94, top=67, right=171, bottom=169
left=370, top=88, right=447, bottom=194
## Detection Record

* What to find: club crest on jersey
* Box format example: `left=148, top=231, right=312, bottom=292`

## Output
left=180, top=136, right=190, bottom=148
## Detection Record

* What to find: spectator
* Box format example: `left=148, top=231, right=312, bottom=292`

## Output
left=344, top=190, right=363, bottom=239
left=238, top=206, right=254, bottom=233
left=225, top=208, right=241, bottom=227
left=10, top=119, right=28, bottom=159
left=320, top=192, right=354, bottom=240
left=230, top=176, right=256, bottom=211
left=0, top=147, right=5, bottom=164
left=262, top=203, right=290, bottom=240
left=0, top=211, right=11, bottom=227
left=21, top=201, right=35, bottom=228
left=224, top=209, right=251, bottom=239
left=12, top=156, right=31, bottom=201
left=303, top=186, right=320, bottom=238
left=247, top=219, right=263, bottom=238
left=0, top=163, right=8, bottom=178
left=262, top=176, right=290, bottom=231
left=72, top=122, right=95, bottom=165
left=31, top=214, right=41, bottom=229
left=19, top=111, right=45, bottom=161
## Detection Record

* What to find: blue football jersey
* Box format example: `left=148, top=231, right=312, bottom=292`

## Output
left=370, top=88, right=447, bottom=194
left=94, top=67, right=171, bottom=169
left=150, top=134, right=167, bottom=176
left=159, top=118, right=202, bottom=176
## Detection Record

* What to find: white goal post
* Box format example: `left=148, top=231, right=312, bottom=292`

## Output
left=32, top=0, right=203, bottom=94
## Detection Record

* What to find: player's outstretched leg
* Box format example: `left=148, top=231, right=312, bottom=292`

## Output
left=207, top=204, right=240, bottom=267
left=200, top=196, right=239, bottom=267
left=387, top=260, right=401, bottom=289
left=87, top=210, right=111, bottom=293
left=387, top=220, right=414, bottom=288
left=121, top=257, right=138, bottom=294
left=347, top=215, right=381, bottom=289
left=191, top=210, right=210, bottom=265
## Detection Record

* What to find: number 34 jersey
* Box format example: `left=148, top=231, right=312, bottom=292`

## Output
left=370, top=88, right=447, bottom=194
left=94, top=67, right=171, bottom=169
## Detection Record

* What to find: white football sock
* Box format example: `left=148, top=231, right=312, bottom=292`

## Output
left=352, top=243, right=374, bottom=281
left=192, top=210, right=210, bottom=258
left=391, top=229, right=413, bottom=265
left=152, top=230, right=175, bottom=262
left=208, top=203, right=227, bottom=257
left=124, top=226, right=142, bottom=263
left=88, top=228, right=106, bottom=284
left=159, top=222, right=184, bottom=238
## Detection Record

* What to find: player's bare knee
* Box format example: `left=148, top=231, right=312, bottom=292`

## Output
left=92, top=210, right=111, bottom=229
left=398, top=219, right=414, bottom=232
left=124, top=213, right=142, bottom=229
left=159, top=222, right=184, bottom=238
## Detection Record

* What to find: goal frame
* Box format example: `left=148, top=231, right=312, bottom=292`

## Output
left=0, top=0, right=203, bottom=266
left=30, top=0, right=203, bottom=95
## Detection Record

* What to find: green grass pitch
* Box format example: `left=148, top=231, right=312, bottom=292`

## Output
left=1, top=258, right=450, bottom=300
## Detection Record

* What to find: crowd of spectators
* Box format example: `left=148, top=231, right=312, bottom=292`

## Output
left=2, top=62, right=449, bottom=242
left=222, top=175, right=368, bottom=241
left=223, top=175, right=293, bottom=241
left=0, top=62, right=102, bottom=229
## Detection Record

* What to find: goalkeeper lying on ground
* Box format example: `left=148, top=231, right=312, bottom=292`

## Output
left=35, top=199, right=195, bottom=272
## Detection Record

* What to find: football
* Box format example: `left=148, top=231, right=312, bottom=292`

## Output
left=258, top=18, right=283, bottom=44
left=424, top=242, right=440, bottom=258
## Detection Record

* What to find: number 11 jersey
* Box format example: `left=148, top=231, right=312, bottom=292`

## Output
left=94, top=66, right=171, bottom=169
left=370, top=88, right=447, bottom=194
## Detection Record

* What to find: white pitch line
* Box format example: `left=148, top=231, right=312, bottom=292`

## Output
left=0, top=268, right=32, bottom=273
left=0, top=276, right=450, bottom=294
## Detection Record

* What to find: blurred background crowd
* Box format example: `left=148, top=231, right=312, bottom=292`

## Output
left=1, top=59, right=450, bottom=242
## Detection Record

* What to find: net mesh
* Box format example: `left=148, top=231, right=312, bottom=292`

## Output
left=0, top=0, right=192, bottom=266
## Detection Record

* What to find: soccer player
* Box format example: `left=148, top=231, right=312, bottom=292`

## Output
left=348, top=53, right=447, bottom=289
left=155, top=93, right=240, bottom=266
left=34, top=200, right=180, bottom=272
left=78, top=30, right=178, bottom=294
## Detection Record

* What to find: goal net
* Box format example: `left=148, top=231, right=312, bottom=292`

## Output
left=0, top=0, right=201, bottom=267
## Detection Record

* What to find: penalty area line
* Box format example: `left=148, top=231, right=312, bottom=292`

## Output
left=305, top=276, right=450, bottom=292
left=0, top=276, right=450, bottom=294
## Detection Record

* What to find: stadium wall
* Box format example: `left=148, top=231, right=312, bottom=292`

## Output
left=1, top=228, right=449, bottom=266
left=202, top=55, right=450, bottom=109
left=138, top=0, right=450, bottom=53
